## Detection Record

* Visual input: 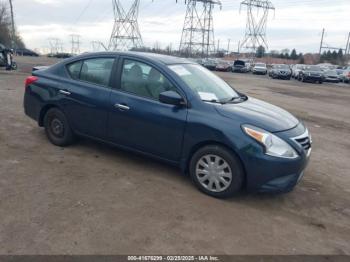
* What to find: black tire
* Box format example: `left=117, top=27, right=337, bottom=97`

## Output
left=189, top=145, right=244, bottom=198
left=44, top=108, right=75, bottom=147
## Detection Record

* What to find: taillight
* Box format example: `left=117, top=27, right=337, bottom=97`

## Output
left=25, top=76, right=38, bottom=87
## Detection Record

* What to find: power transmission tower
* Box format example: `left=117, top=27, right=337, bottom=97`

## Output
left=91, top=41, right=108, bottom=52
left=70, top=34, right=81, bottom=55
left=48, top=38, right=62, bottom=54
left=108, top=0, right=143, bottom=51
left=8, top=0, right=16, bottom=50
left=239, top=0, right=275, bottom=55
left=178, top=0, right=222, bottom=58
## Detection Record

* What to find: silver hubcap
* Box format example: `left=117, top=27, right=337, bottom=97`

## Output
left=196, top=154, right=232, bottom=193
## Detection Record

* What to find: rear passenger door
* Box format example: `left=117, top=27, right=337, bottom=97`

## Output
left=60, top=56, right=116, bottom=139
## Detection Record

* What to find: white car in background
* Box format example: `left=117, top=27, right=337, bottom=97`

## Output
left=292, top=64, right=305, bottom=79
left=252, top=63, right=267, bottom=75
left=342, top=67, right=350, bottom=83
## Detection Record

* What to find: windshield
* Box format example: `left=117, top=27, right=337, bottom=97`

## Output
left=305, top=65, right=321, bottom=71
left=169, top=64, right=240, bottom=103
left=255, top=63, right=266, bottom=67
left=274, top=64, right=290, bottom=69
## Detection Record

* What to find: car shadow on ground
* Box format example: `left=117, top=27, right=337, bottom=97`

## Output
left=35, top=129, right=292, bottom=204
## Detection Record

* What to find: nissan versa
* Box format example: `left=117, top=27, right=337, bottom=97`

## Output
left=24, top=52, right=312, bottom=198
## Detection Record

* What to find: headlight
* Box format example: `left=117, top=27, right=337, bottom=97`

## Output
left=243, top=125, right=298, bottom=159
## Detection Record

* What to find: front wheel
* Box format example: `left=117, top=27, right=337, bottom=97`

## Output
left=189, top=145, right=244, bottom=198
left=44, top=108, right=75, bottom=147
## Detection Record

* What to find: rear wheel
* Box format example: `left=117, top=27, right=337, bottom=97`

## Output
left=189, top=145, right=244, bottom=198
left=44, top=108, right=75, bottom=146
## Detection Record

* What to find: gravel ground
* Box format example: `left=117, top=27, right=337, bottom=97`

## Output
left=0, top=56, right=349, bottom=255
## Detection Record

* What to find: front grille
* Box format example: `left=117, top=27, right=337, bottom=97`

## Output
left=295, top=136, right=311, bottom=150
left=292, top=129, right=312, bottom=152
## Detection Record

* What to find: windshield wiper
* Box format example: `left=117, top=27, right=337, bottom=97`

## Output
left=202, top=99, right=224, bottom=104
left=222, top=94, right=248, bottom=104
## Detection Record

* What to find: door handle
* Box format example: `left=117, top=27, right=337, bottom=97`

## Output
left=115, top=104, right=130, bottom=111
left=59, top=90, right=71, bottom=96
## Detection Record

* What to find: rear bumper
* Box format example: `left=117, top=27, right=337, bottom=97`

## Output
left=24, top=90, right=41, bottom=123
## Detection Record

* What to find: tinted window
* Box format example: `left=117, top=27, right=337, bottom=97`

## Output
left=120, top=59, right=176, bottom=100
left=80, top=58, right=114, bottom=86
left=67, top=61, right=82, bottom=80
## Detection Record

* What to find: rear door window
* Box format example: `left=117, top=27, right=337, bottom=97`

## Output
left=80, top=58, right=115, bottom=87
left=67, top=61, right=83, bottom=80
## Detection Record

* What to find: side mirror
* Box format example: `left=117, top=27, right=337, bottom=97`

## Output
left=159, top=91, right=185, bottom=106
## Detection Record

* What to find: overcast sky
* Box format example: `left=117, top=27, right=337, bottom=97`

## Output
left=8, top=0, right=350, bottom=53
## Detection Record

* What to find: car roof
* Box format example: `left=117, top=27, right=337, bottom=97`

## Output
left=73, top=51, right=192, bottom=65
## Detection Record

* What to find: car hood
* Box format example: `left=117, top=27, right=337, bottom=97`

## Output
left=254, top=67, right=266, bottom=70
left=215, top=97, right=299, bottom=132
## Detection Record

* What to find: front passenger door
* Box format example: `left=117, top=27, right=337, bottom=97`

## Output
left=107, top=58, right=188, bottom=161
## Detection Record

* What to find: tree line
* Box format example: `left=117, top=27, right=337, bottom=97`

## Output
left=319, top=49, right=345, bottom=65
left=0, top=2, right=25, bottom=48
left=256, top=46, right=304, bottom=62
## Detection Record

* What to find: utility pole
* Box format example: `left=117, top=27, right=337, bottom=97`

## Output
left=345, top=32, right=350, bottom=55
left=8, top=0, right=16, bottom=50
left=217, top=39, right=220, bottom=53
left=109, top=0, right=143, bottom=51
left=227, top=38, right=231, bottom=55
left=70, top=34, right=81, bottom=55
left=319, top=29, right=347, bottom=55
left=319, top=28, right=325, bottom=55
left=240, top=0, right=275, bottom=56
left=178, top=0, right=222, bottom=58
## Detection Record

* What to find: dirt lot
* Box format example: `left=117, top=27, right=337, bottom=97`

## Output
left=0, top=56, right=350, bottom=255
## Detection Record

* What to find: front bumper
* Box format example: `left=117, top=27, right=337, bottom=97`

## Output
left=240, top=123, right=312, bottom=193
left=304, top=75, right=323, bottom=82
left=253, top=70, right=267, bottom=74
left=325, top=77, right=340, bottom=83
left=275, top=74, right=291, bottom=79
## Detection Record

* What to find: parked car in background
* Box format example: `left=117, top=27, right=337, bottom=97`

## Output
left=215, top=60, right=232, bottom=72
left=292, top=64, right=305, bottom=79
left=232, top=60, right=249, bottom=73
left=23, top=52, right=312, bottom=198
left=269, top=64, right=292, bottom=80
left=15, top=48, right=39, bottom=57
left=298, top=65, right=324, bottom=84
left=342, top=67, right=350, bottom=83
left=252, top=63, right=267, bottom=75
left=202, top=58, right=217, bottom=71
left=323, top=70, right=340, bottom=83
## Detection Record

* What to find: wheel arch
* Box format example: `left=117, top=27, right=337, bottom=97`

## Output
left=183, top=141, right=247, bottom=186
left=38, top=104, right=63, bottom=127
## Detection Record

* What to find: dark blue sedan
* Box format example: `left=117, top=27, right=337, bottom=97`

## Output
left=24, top=52, right=312, bottom=198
